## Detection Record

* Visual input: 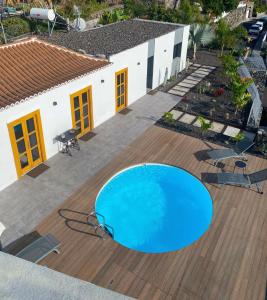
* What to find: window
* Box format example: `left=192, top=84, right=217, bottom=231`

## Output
left=173, top=43, right=182, bottom=59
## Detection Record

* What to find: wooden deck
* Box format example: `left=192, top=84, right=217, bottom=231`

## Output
left=37, top=126, right=267, bottom=300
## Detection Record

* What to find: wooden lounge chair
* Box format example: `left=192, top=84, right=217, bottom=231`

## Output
left=15, top=234, right=60, bottom=263
left=217, top=168, right=267, bottom=194
left=207, top=139, right=255, bottom=166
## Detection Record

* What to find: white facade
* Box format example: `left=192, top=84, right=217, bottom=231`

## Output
left=0, top=25, right=189, bottom=191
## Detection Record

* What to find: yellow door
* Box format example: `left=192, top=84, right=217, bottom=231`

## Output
left=8, top=110, right=46, bottom=177
left=115, top=68, right=128, bottom=112
left=70, top=86, right=93, bottom=137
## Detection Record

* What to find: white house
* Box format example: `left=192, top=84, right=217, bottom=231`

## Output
left=0, top=19, right=189, bottom=191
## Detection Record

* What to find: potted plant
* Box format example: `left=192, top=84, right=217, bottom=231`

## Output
left=231, top=132, right=245, bottom=144
left=163, top=112, right=175, bottom=125
left=197, top=116, right=212, bottom=137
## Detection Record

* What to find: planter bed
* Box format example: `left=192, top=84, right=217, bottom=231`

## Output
left=156, top=118, right=266, bottom=159
left=173, top=66, right=248, bottom=129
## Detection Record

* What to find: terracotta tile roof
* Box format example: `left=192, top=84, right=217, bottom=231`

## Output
left=0, top=38, right=110, bottom=109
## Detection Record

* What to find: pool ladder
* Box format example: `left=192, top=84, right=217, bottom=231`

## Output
left=87, top=209, right=114, bottom=240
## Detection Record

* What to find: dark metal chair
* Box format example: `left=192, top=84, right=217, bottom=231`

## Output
left=217, top=168, right=267, bottom=194
left=207, top=138, right=255, bottom=166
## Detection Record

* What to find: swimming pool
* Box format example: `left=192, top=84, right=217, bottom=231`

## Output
left=95, top=163, right=213, bottom=253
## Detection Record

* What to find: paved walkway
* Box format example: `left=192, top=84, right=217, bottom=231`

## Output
left=168, top=64, right=216, bottom=97
left=0, top=92, right=180, bottom=246
left=169, top=108, right=256, bottom=140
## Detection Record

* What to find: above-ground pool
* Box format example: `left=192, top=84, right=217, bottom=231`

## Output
left=95, top=163, right=213, bottom=253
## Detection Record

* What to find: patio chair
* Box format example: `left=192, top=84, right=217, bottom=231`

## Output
left=217, top=168, right=267, bottom=194
left=207, top=138, right=255, bottom=166
left=15, top=234, right=60, bottom=263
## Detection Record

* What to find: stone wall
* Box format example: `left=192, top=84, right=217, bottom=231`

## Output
left=224, top=3, right=254, bottom=28
left=224, top=7, right=246, bottom=27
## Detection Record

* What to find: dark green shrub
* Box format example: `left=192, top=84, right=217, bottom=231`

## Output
left=163, top=112, right=175, bottom=125
left=2, top=17, right=31, bottom=38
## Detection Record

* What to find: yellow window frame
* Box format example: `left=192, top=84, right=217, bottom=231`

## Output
left=70, top=86, right=94, bottom=137
left=115, top=68, right=128, bottom=113
left=8, top=110, right=46, bottom=178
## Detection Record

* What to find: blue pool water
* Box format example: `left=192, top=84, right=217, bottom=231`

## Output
left=95, top=164, right=213, bottom=253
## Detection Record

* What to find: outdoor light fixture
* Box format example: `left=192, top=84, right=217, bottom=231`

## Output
left=101, top=79, right=105, bottom=83
left=53, top=101, right=57, bottom=106
left=137, top=62, right=140, bottom=65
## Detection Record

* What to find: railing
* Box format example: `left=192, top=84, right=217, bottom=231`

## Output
left=87, top=209, right=114, bottom=239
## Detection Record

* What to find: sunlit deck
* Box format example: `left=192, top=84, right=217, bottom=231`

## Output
left=36, top=125, right=267, bottom=300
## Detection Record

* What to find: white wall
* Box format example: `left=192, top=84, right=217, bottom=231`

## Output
left=180, top=25, right=190, bottom=71
left=153, top=31, right=175, bottom=89
left=0, top=65, right=114, bottom=191
left=109, top=42, right=148, bottom=106
left=171, top=27, right=186, bottom=76
left=0, top=25, right=189, bottom=191
left=152, top=26, right=189, bottom=89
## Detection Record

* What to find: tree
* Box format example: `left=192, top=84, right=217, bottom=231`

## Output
left=231, top=77, right=253, bottom=114
left=221, top=54, right=242, bottom=79
left=202, top=0, right=224, bottom=16
left=221, top=54, right=253, bottom=115
left=123, top=0, right=147, bottom=18
left=190, top=24, right=213, bottom=60
left=215, top=19, right=235, bottom=55
left=232, top=25, right=248, bottom=40
left=177, top=0, right=201, bottom=24
left=2, top=17, right=31, bottom=39
left=223, top=0, right=239, bottom=12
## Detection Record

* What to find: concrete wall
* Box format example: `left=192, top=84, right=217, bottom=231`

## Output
left=0, top=252, right=133, bottom=300
left=0, top=25, right=189, bottom=191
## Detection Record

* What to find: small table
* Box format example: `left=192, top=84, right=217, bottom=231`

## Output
left=55, top=128, right=80, bottom=156
left=233, top=160, right=247, bottom=174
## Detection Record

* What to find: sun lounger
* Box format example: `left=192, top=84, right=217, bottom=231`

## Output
left=15, top=234, right=60, bottom=263
left=207, top=139, right=255, bottom=166
left=217, top=168, right=267, bottom=193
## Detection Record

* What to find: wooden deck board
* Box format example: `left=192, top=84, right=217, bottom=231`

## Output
left=36, top=126, right=267, bottom=300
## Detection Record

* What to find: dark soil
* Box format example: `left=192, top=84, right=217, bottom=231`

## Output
left=174, top=67, right=247, bottom=129
left=155, top=48, right=267, bottom=159
left=187, top=48, right=223, bottom=67
left=169, top=48, right=250, bottom=128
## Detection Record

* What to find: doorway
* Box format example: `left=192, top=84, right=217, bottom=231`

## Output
left=8, top=110, right=46, bottom=177
left=146, top=56, right=154, bottom=89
